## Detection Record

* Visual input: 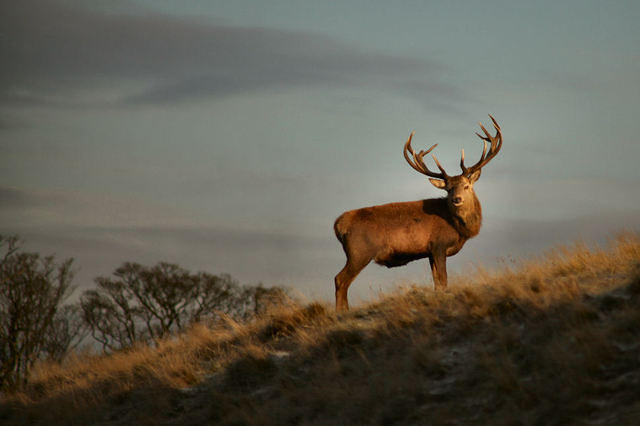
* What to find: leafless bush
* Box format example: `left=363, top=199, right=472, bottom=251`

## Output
left=80, top=262, right=288, bottom=351
left=0, top=236, right=83, bottom=390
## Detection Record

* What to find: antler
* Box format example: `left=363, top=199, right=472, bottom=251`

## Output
left=460, top=114, right=502, bottom=176
left=403, top=131, right=449, bottom=180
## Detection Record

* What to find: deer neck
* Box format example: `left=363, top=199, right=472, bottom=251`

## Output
left=450, top=195, right=482, bottom=238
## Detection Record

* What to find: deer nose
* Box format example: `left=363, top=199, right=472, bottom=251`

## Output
left=452, top=197, right=463, bottom=205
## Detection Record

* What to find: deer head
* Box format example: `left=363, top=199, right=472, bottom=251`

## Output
left=403, top=115, right=502, bottom=212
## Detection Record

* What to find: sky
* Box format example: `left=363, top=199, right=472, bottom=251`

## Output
left=1, top=0, right=639, bottom=304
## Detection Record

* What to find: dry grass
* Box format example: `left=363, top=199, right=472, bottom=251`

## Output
left=2, top=232, right=640, bottom=425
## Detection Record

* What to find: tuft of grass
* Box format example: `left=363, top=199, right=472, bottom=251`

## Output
left=2, top=232, right=640, bottom=425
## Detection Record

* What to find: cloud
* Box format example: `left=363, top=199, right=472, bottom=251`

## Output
left=0, top=186, right=62, bottom=209
left=0, top=116, right=26, bottom=131
left=0, top=187, right=38, bottom=208
left=0, top=185, right=196, bottom=230
left=1, top=0, right=460, bottom=108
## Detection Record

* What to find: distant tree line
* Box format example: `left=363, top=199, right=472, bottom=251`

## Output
left=0, top=235, right=288, bottom=391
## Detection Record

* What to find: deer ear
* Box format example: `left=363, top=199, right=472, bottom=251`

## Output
left=469, top=169, right=481, bottom=183
left=429, top=178, right=447, bottom=189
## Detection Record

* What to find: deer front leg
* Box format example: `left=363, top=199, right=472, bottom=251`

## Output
left=429, top=251, right=448, bottom=290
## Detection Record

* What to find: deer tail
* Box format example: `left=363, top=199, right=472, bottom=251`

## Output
left=333, top=213, right=350, bottom=245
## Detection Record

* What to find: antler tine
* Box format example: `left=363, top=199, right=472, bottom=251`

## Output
left=489, top=114, right=502, bottom=153
left=461, top=140, right=487, bottom=174
left=403, top=132, right=424, bottom=173
left=477, top=122, right=493, bottom=141
left=463, top=115, right=503, bottom=176
left=403, top=131, right=448, bottom=179
left=431, top=153, right=449, bottom=178
left=479, top=139, right=488, bottom=162
left=489, top=114, right=500, bottom=131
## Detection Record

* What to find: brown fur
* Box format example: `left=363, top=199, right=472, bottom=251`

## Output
left=334, top=178, right=483, bottom=311
left=334, top=116, right=502, bottom=310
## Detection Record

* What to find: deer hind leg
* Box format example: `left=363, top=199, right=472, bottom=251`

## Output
left=429, top=252, right=448, bottom=290
left=335, top=255, right=370, bottom=311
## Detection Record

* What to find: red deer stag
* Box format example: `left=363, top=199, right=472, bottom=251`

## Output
left=333, top=115, right=503, bottom=310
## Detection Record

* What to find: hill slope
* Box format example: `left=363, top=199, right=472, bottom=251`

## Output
left=2, top=233, right=640, bottom=425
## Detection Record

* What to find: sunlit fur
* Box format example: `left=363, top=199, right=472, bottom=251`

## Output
left=334, top=117, right=502, bottom=311
left=333, top=172, right=482, bottom=311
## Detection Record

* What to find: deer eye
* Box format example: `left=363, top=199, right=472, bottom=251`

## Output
left=464, top=185, right=470, bottom=190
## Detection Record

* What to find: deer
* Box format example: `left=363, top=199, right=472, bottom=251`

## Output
left=333, top=115, right=503, bottom=310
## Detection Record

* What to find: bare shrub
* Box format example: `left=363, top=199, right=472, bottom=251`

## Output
left=0, top=236, right=83, bottom=390
left=80, top=262, right=288, bottom=351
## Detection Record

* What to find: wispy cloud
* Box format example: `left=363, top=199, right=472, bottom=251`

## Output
left=0, top=186, right=42, bottom=209
left=0, top=185, right=193, bottom=229
left=1, top=0, right=461, bottom=108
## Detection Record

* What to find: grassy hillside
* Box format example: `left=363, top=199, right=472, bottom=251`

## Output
left=2, top=233, right=640, bottom=425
